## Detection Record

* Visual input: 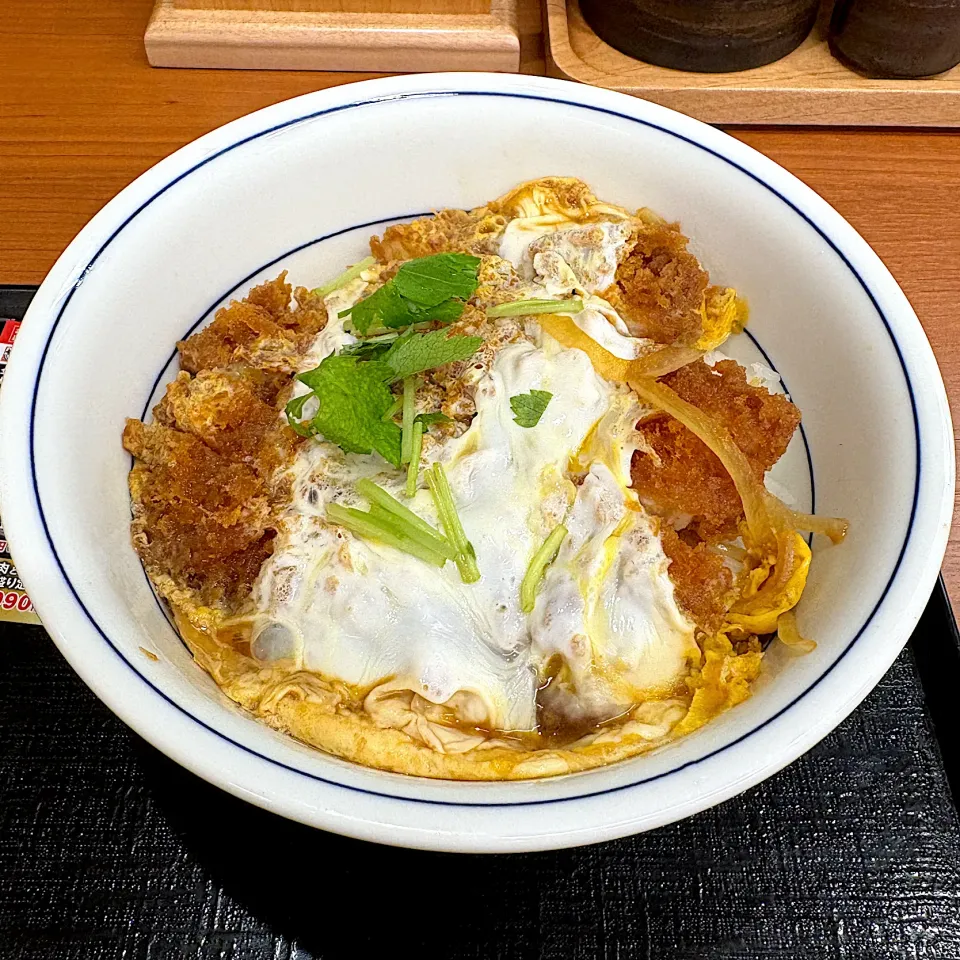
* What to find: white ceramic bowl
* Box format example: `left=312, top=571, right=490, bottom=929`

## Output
left=0, top=74, right=953, bottom=853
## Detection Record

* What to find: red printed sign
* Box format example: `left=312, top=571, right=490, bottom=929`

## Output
left=0, top=317, right=40, bottom=623
left=0, top=318, right=19, bottom=345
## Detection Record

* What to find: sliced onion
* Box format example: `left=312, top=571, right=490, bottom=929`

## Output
left=537, top=313, right=702, bottom=383
left=628, top=375, right=777, bottom=548
left=777, top=611, right=816, bottom=654
left=784, top=508, right=848, bottom=545
left=629, top=345, right=704, bottom=378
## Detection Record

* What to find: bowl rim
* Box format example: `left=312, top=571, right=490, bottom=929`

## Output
left=0, top=73, right=953, bottom=851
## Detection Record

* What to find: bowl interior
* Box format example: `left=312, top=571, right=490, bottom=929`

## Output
left=6, top=80, right=942, bottom=846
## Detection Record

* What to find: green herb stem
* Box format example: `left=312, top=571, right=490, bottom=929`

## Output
left=406, top=421, right=424, bottom=498
left=381, top=395, right=403, bottom=422
left=310, top=257, right=377, bottom=297
left=344, top=319, right=436, bottom=339
left=520, top=524, right=568, bottom=613
left=426, top=463, right=480, bottom=584
left=355, top=478, right=454, bottom=559
left=312, top=256, right=376, bottom=299
left=367, top=503, right=455, bottom=560
left=400, top=377, right=417, bottom=464
left=486, top=298, right=584, bottom=319
left=325, top=502, right=447, bottom=567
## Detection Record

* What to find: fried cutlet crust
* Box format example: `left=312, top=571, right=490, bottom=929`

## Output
left=123, top=417, right=277, bottom=609
left=178, top=273, right=327, bottom=375
left=370, top=178, right=620, bottom=264
left=603, top=220, right=708, bottom=344
left=124, top=276, right=308, bottom=611
left=659, top=527, right=734, bottom=634
left=631, top=360, right=801, bottom=543
left=371, top=208, right=508, bottom=262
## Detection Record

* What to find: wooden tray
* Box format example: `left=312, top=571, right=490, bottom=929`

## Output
left=146, top=0, right=520, bottom=73
left=545, top=0, right=960, bottom=126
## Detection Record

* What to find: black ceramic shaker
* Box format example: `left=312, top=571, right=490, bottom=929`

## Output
left=829, top=0, right=960, bottom=78
left=578, top=0, right=822, bottom=73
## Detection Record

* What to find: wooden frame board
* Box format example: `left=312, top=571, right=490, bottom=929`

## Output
left=545, top=0, right=960, bottom=127
left=146, top=0, right=520, bottom=72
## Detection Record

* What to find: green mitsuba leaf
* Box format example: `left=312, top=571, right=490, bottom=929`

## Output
left=346, top=283, right=408, bottom=335
left=342, top=253, right=480, bottom=334
left=393, top=254, right=482, bottom=306
left=339, top=334, right=397, bottom=360
left=295, top=356, right=402, bottom=466
left=510, top=389, right=553, bottom=429
left=347, top=284, right=466, bottom=335
left=415, top=412, right=453, bottom=428
left=383, top=329, right=483, bottom=382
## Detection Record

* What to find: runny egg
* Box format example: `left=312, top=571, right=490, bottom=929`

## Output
left=122, top=175, right=820, bottom=781
left=249, top=207, right=700, bottom=734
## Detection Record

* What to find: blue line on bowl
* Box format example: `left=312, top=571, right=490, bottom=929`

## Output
left=28, top=90, right=918, bottom=809
left=136, top=225, right=817, bottom=637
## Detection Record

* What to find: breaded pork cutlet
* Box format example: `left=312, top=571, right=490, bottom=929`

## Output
left=631, top=359, right=801, bottom=543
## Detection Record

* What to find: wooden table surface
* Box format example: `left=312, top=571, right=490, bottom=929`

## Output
left=4, top=0, right=960, bottom=603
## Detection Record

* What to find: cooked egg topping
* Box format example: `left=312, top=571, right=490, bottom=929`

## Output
left=122, top=176, right=833, bottom=779
left=531, top=462, right=699, bottom=710
left=249, top=251, right=699, bottom=732
left=501, top=220, right=633, bottom=292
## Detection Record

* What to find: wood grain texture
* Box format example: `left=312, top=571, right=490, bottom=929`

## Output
left=175, top=0, right=490, bottom=11
left=545, top=0, right=960, bottom=125
left=2, top=0, right=959, bottom=603
left=147, top=0, right=518, bottom=72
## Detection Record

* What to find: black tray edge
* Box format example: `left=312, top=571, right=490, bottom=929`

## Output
left=909, top=574, right=960, bottom=805
left=3, top=282, right=959, bottom=805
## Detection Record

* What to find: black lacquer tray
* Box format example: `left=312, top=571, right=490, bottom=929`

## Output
left=2, top=286, right=959, bottom=959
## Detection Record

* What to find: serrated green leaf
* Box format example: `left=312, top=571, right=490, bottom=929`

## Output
left=509, top=389, right=553, bottom=429
left=417, top=298, right=466, bottom=325
left=345, top=283, right=466, bottom=335
left=393, top=253, right=481, bottom=306
left=415, top=411, right=453, bottom=428
left=345, top=283, right=407, bottom=335
left=296, top=356, right=402, bottom=466
left=339, top=332, right=398, bottom=360
left=382, top=329, right=483, bottom=382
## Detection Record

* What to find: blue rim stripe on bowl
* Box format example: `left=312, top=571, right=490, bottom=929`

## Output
left=139, top=228, right=817, bottom=500
left=28, top=90, right=919, bottom=808
left=136, top=227, right=817, bottom=631
left=134, top=215, right=434, bottom=633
